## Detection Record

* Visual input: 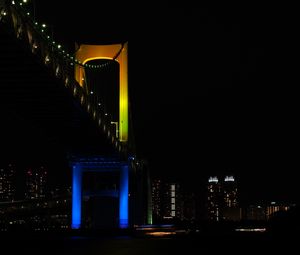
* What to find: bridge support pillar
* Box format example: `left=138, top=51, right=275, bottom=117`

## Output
left=119, top=165, right=129, bottom=228
left=71, top=164, right=82, bottom=229
left=70, top=157, right=131, bottom=229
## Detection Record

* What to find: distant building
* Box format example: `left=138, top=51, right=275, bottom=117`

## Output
left=223, top=176, right=238, bottom=208
left=151, top=180, right=184, bottom=223
left=181, top=191, right=196, bottom=221
left=243, top=202, right=293, bottom=221
left=151, top=179, right=162, bottom=221
left=207, top=176, right=222, bottom=221
left=245, top=205, right=266, bottom=220
left=162, top=182, right=182, bottom=220
left=25, top=166, right=47, bottom=199
left=266, top=202, right=291, bottom=220
left=222, top=175, right=240, bottom=221
left=207, top=175, right=240, bottom=221
left=0, top=163, right=16, bottom=202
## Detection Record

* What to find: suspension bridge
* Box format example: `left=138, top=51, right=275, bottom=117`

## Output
left=0, top=0, right=152, bottom=229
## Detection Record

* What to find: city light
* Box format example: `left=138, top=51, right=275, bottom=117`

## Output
left=208, top=176, right=218, bottom=183
left=225, top=176, right=235, bottom=182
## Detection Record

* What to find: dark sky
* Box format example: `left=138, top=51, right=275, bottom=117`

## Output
left=1, top=2, right=297, bottom=204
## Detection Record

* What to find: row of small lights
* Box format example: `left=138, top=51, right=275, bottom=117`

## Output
left=10, top=0, right=111, bottom=69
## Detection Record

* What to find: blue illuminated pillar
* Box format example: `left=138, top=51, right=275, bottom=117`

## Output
left=71, top=164, right=82, bottom=229
left=119, top=165, right=129, bottom=228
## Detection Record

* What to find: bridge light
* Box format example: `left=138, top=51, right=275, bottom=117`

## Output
left=98, top=103, right=101, bottom=106
left=90, top=91, right=94, bottom=95
left=105, top=113, right=108, bottom=116
left=57, top=44, right=61, bottom=49
left=2, top=11, right=7, bottom=16
left=42, top=24, right=46, bottom=28
left=12, top=1, right=15, bottom=5
left=111, top=121, right=119, bottom=138
left=23, top=0, right=28, bottom=3
left=45, top=56, right=50, bottom=63
left=27, top=12, right=30, bottom=16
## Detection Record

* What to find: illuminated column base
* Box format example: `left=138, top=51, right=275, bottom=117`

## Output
left=71, top=161, right=129, bottom=229
left=119, top=165, right=129, bottom=228
left=71, top=165, right=82, bottom=229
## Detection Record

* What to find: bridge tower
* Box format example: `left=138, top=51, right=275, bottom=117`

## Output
left=71, top=42, right=137, bottom=229
left=74, top=42, right=128, bottom=143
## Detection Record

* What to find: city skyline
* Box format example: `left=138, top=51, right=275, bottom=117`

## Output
left=0, top=2, right=297, bottom=205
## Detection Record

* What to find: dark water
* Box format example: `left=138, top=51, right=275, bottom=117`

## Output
left=0, top=233, right=296, bottom=255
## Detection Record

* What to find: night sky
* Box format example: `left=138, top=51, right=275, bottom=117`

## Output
left=0, top=2, right=297, bottom=204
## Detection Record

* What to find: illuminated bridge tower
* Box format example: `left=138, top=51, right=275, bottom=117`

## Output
left=75, top=43, right=128, bottom=144
left=71, top=43, right=130, bottom=229
left=70, top=43, right=151, bottom=229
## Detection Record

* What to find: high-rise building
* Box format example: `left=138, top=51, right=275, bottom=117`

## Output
left=207, top=175, right=239, bottom=221
left=151, top=179, right=162, bottom=221
left=222, top=175, right=240, bottom=221
left=207, top=176, right=222, bottom=221
left=25, top=166, right=47, bottom=199
left=0, top=163, right=16, bottom=202
left=151, top=180, right=183, bottom=223
left=162, top=183, right=182, bottom=220
left=223, top=176, right=238, bottom=208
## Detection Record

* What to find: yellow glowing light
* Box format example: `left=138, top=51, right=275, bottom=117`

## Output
left=74, top=43, right=128, bottom=142
left=145, top=232, right=176, bottom=237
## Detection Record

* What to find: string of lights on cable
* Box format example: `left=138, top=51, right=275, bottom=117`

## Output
left=9, top=0, right=114, bottom=70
